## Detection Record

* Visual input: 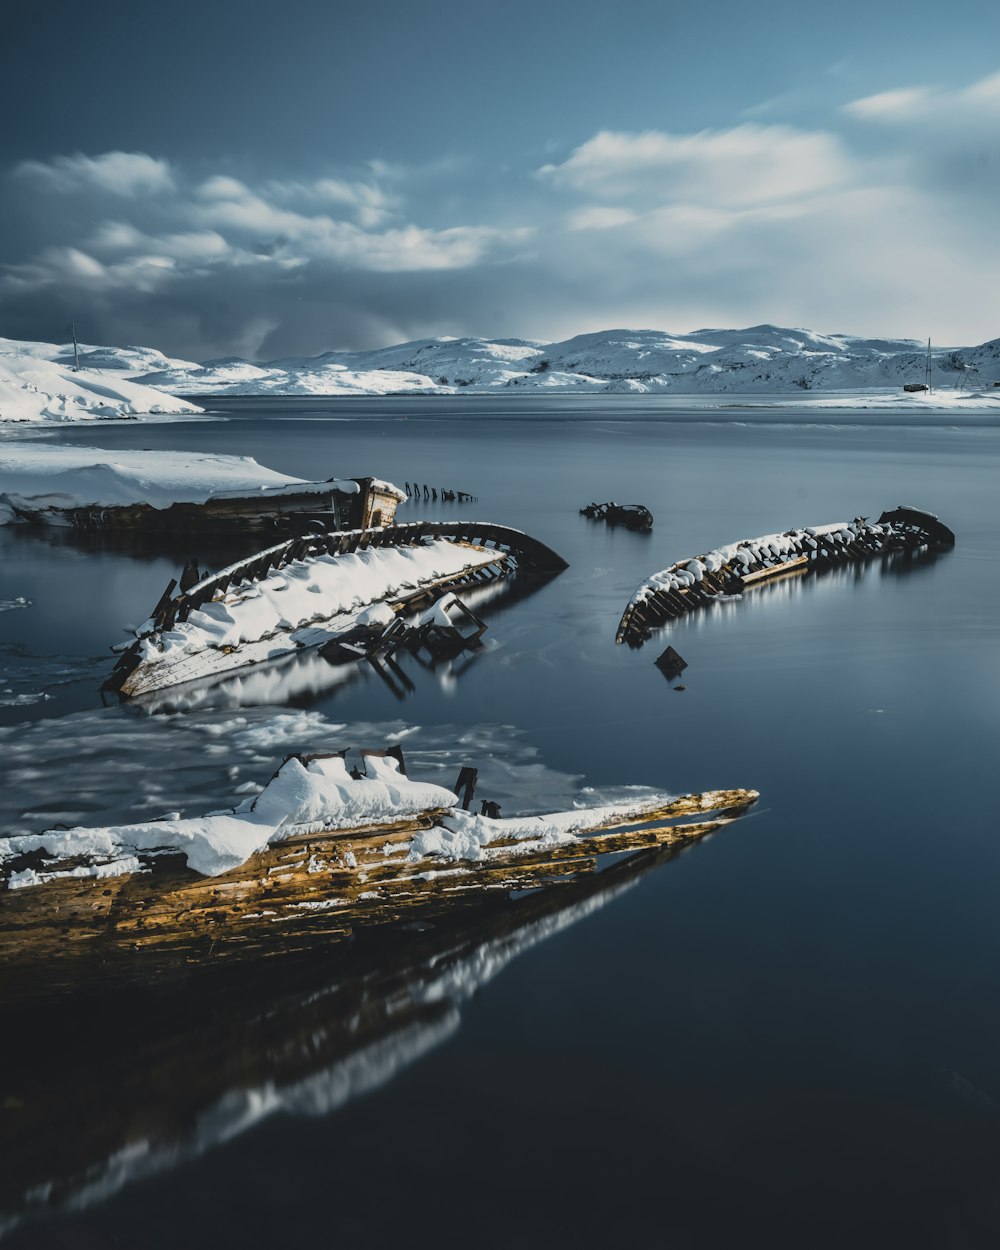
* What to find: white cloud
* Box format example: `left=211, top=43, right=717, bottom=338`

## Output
left=842, top=86, right=936, bottom=122
left=1, top=151, right=524, bottom=305
left=268, top=177, right=395, bottom=229
left=91, top=222, right=231, bottom=262
left=844, top=69, right=1000, bottom=125
left=197, top=174, right=251, bottom=200
left=539, top=124, right=855, bottom=208
left=2, top=92, right=999, bottom=356
left=566, top=206, right=637, bottom=231
left=13, top=151, right=174, bottom=196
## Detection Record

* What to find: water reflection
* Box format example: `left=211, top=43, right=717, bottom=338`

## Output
left=651, top=546, right=944, bottom=644
left=0, top=842, right=683, bottom=1239
left=122, top=569, right=554, bottom=714
left=4, top=519, right=255, bottom=569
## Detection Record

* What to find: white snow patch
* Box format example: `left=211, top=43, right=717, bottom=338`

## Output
left=0, top=336, right=202, bottom=423
left=0, top=441, right=399, bottom=522
left=0, top=751, right=457, bottom=881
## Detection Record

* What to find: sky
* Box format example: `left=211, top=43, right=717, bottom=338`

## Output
left=2, top=0, right=999, bottom=359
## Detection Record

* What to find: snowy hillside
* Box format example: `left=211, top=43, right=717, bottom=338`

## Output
left=4, top=328, right=1000, bottom=411
left=0, top=337, right=203, bottom=423
left=133, top=325, right=1000, bottom=399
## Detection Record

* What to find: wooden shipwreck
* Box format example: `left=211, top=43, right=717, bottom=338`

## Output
left=103, top=520, right=569, bottom=699
left=580, top=501, right=654, bottom=532
left=0, top=832, right=742, bottom=1232
left=0, top=745, right=758, bottom=999
left=6, top=474, right=406, bottom=536
left=617, top=505, right=955, bottom=647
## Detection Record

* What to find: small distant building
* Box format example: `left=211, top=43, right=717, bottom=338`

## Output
left=902, top=383, right=928, bottom=393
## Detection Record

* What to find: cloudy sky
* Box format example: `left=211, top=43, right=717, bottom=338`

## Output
left=2, top=0, right=999, bottom=358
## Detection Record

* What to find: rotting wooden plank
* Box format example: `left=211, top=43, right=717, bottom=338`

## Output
left=0, top=787, right=757, bottom=992
left=739, top=554, right=810, bottom=585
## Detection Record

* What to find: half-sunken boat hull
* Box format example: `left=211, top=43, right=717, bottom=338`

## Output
left=0, top=840, right=709, bottom=1231
left=617, top=505, right=955, bottom=646
left=0, top=784, right=756, bottom=999
left=7, top=475, right=405, bottom=536
left=105, top=520, right=569, bottom=698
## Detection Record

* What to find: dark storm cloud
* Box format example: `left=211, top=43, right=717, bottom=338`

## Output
left=4, top=62, right=1000, bottom=360
left=0, top=156, right=539, bottom=357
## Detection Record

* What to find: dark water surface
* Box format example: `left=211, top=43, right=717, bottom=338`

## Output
left=1, top=397, right=999, bottom=1247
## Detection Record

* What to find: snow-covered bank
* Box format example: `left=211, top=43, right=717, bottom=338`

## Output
left=5, top=326, right=1000, bottom=408
left=0, top=337, right=203, bottom=423
left=0, top=442, right=358, bottom=522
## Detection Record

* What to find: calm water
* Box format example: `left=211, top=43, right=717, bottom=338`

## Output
left=1, top=396, right=999, bottom=1246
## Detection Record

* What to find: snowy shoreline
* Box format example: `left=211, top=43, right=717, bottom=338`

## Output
left=4, top=327, right=999, bottom=422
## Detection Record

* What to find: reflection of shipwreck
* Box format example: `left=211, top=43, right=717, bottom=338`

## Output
left=0, top=743, right=757, bottom=998
left=103, top=521, right=568, bottom=699
left=0, top=833, right=730, bottom=1235
left=617, top=506, right=955, bottom=646
left=122, top=572, right=548, bottom=714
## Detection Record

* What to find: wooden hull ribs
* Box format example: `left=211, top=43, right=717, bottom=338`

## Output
left=103, top=520, right=569, bottom=699
left=617, top=505, right=955, bottom=646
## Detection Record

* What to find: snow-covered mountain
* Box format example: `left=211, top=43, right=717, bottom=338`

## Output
left=4, top=327, right=1000, bottom=420
left=0, top=337, right=202, bottom=423
left=131, top=325, right=1000, bottom=398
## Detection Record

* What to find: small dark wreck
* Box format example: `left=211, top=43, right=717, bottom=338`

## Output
left=617, top=506, right=955, bottom=646
left=581, top=501, right=654, bottom=532
left=103, top=520, right=568, bottom=699
left=0, top=745, right=758, bottom=999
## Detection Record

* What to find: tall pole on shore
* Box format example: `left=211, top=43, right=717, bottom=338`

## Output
left=72, top=321, right=79, bottom=372
left=925, top=337, right=932, bottom=394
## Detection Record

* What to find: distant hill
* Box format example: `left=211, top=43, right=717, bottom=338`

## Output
left=132, top=325, right=1000, bottom=397
left=4, top=327, right=1000, bottom=419
left=0, top=337, right=202, bottom=423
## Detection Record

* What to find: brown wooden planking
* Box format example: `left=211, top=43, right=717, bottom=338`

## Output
left=0, top=791, right=757, bottom=995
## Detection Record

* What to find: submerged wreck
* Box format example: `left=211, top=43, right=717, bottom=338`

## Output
left=580, top=501, right=654, bottom=532
left=103, top=520, right=568, bottom=699
left=617, top=505, right=955, bottom=646
left=0, top=745, right=758, bottom=996
left=6, top=474, right=406, bottom=536
left=1, top=834, right=736, bottom=1231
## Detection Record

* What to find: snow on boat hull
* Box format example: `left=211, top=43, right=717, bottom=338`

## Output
left=0, top=746, right=756, bottom=998
left=104, top=520, right=569, bottom=698
left=617, top=505, right=955, bottom=646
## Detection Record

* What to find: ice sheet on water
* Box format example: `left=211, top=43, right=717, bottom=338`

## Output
left=0, top=706, right=663, bottom=843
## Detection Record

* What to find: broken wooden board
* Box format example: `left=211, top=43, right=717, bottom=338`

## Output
left=617, top=505, right=955, bottom=646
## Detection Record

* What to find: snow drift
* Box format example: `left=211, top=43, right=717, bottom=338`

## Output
left=0, top=336, right=203, bottom=423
